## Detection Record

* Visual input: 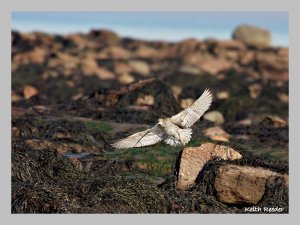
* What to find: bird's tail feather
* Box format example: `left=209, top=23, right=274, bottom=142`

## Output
left=179, top=128, right=192, bottom=145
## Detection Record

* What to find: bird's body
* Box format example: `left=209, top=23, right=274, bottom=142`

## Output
left=111, top=89, right=213, bottom=149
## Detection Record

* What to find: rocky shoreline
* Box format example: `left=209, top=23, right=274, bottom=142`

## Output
left=11, top=26, right=288, bottom=213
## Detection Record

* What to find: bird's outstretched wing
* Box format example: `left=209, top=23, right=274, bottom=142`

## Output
left=111, top=124, right=165, bottom=149
left=171, top=89, right=213, bottom=128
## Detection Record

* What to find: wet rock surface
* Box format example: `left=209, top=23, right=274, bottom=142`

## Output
left=11, top=28, right=288, bottom=213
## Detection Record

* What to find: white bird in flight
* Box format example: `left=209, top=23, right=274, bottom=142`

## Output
left=111, top=89, right=213, bottom=149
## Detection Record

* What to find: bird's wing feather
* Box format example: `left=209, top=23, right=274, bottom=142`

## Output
left=171, top=89, right=213, bottom=128
left=111, top=124, right=164, bottom=149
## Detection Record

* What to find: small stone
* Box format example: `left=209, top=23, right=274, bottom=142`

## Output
left=248, top=83, right=262, bottom=99
left=171, top=85, right=182, bottom=101
left=277, top=92, right=289, bottom=103
left=129, top=60, right=150, bottom=76
left=23, top=85, right=38, bottom=99
left=117, top=73, right=135, bottom=84
left=136, top=94, right=155, bottom=106
left=203, top=111, right=225, bottom=125
left=216, top=91, right=229, bottom=100
left=203, top=126, right=231, bottom=142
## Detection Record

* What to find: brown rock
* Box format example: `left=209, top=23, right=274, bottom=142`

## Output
left=12, top=127, right=21, bottom=137
left=239, top=51, right=255, bottom=66
left=11, top=91, right=21, bottom=102
left=114, top=62, right=132, bottom=75
left=134, top=45, right=158, bottom=58
left=254, top=51, right=288, bottom=81
left=177, top=143, right=242, bottom=190
left=214, top=164, right=288, bottom=205
left=81, top=58, right=116, bottom=80
left=216, top=40, right=246, bottom=51
left=11, top=106, right=26, bottom=119
left=171, top=85, right=182, bottom=101
left=203, top=111, right=225, bottom=125
left=165, top=38, right=200, bottom=57
left=203, top=126, right=231, bottom=142
left=232, top=25, right=271, bottom=47
left=179, top=66, right=201, bottom=75
left=129, top=60, right=150, bottom=76
left=98, top=46, right=131, bottom=60
left=277, top=92, right=289, bottom=103
left=117, top=73, right=135, bottom=84
left=260, top=115, right=288, bottom=128
left=216, top=91, right=229, bottom=100
left=13, top=47, right=47, bottom=69
left=183, top=53, right=234, bottom=75
left=198, top=57, right=233, bottom=75
left=180, top=98, right=194, bottom=109
left=23, top=85, right=38, bottom=99
left=277, top=48, right=288, bottom=57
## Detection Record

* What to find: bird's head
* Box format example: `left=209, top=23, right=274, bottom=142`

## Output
left=158, top=118, right=163, bottom=124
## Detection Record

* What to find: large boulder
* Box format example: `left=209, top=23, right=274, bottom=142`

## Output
left=214, top=164, right=288, bottom=205
left=232, top=24, right=271, bottom=47
left=177, top=143, right=242, bottom=190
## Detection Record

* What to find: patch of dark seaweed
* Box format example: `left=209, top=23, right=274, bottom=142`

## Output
left=12, top=139, right=83, bottom=183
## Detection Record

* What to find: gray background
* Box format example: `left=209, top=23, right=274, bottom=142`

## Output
left=2, top=0, right=298, bottom=224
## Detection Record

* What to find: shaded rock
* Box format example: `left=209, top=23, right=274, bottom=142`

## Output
left=259, top=115, right=288, bottom=128
left=254, top=51, right=288, bottom=81
left=203, top=126, right=231, bottom=142
left=214, top=164, right=288, bottom=205
left=88, top=29, right=120, bottom=46
left=23, top=85, right=38, bottom=99
left=203, top=111, right=225, bottom=125
left=177, top=143, right=242, bottom=190
left=232, top=24, right=271, bottom=47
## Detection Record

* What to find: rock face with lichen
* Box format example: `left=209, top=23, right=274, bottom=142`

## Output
left=11, top=26, right=288, bottom=214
